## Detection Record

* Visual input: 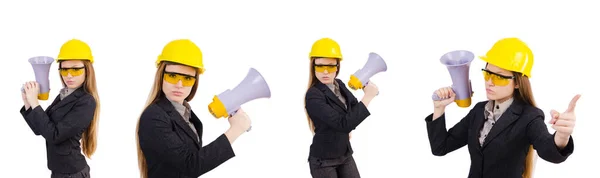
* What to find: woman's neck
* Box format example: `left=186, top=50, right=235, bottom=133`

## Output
left=165, top=96, right=184, bottom=105
left=495, top=95, right=513, bottom=104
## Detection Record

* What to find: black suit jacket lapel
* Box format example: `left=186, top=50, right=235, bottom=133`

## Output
left=314, top=81, right=347, bottom=111
left=190, top=111, right=203, bottom=147
left=48, top=87, right=85, bottom=115
left=481, top=99, right=524, bottom=149
left=472, top=101, right=487, bottom=151
left=156, top=96, right=201, bottom=148
left=337, top=79, right=355, bottom=110
left=46, top=95, right=62, bottom=115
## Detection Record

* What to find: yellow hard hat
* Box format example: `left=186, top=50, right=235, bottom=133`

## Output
left=156, top=39, right=205, bottom=74
left=479, top=37, right=534, bottom=77
left=309, top=38, right=343, bottom=61
left=57, top=39, right=94, bottom=63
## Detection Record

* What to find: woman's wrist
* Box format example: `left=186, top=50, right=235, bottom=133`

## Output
left=432, top=108, right=445, bottom=121
left=554, top=133, right=570, bottom=149
left=225, top=127, right=245, bottom=144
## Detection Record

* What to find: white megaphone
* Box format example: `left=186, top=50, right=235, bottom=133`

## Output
left=21, top=56, right=54, bottom=100
left=348, top=52, right=388, bottom=90
left=208, top=68, right=271, bottom=126
left=431, top=50, right=474, bottom=108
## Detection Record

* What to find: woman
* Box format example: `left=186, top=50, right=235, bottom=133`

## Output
left=20, top=39, right=100, bottom=178
left=426, top=37, right=579, bottom=178
left=304, top=38, right=379, bottom=178
left=136, top=39, right=251, bottom=178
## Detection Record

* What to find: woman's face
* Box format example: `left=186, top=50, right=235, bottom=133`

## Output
left=483, top=63, right=518, bottom=102
left=162, top=64, right=197, bottom=104
left=314, top=58, right=338, bottom=85
left=59, top=60, right=86, bottom=89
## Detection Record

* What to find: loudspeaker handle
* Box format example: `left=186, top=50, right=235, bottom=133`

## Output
left=431, top=88, right=455, bottom=101
left=227, top=109, right=252, bottom=132
left=358, top=81, right=379, bottom=95
left=20, top=86, right=40, bottom=93
left=431, top=81, right=474, bottom=101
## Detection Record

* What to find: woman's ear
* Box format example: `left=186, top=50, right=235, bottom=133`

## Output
left=514, top=83, right=519, bottom=89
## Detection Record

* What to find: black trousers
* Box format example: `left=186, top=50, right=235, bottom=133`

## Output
left=308, top=155, right=360, bottom=178
left=51, top=165, right=90, bottom=178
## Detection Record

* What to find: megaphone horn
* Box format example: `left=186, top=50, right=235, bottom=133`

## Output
left=348, top=52, right=388, bottom=90
left=431, top=50, right=475, bottom=108
left=21, top=56, right=55, bottom=100
left=208, top=67, right=272, bottom=121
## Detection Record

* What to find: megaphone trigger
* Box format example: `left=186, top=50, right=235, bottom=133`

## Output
left=469, top=80, right=474, bottom=97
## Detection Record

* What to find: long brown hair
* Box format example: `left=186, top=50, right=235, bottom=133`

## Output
left=135, top=61, right=200, bottom=178
left=512, top=72, right=537, bottom=178
left=304, top=57, right=340, bottom=134
left=58, top=60, right=100, bottom=159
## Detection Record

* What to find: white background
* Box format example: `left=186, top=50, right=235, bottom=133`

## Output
left=0, top=0, right=598, bottom=177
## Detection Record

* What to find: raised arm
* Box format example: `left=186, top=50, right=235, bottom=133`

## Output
left=26, top=95, right=95, bottom=144
left=425, top=108, right=474, bottom=156
left=138, top=107, right=235, bottom=177
left=305, top=88, right=371, bottom=133
left=526, top=112, right=574, bottom=163
left=20, top=106, right=41, bottom=135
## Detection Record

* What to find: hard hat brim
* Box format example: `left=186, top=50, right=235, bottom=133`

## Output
left=56, top=58, right=94, bottom=63
left=156, top=59, right=205, bottom=74
left=479, top=55, right=531, bottom=78
left=309, top=56, right=343, bottom=61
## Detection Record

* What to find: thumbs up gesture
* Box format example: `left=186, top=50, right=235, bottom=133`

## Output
left=550, top=94, right=581, bottom=148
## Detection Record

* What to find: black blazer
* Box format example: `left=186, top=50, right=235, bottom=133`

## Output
left=305, top=79, right=371, bottom=159
left=425, top=98, right=574, bottom=178
left=19, top=87, right=96, bottom=174
left=138, top=95, right=235, bottom=178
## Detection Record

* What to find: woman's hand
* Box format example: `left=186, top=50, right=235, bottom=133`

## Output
left=225, top=108, right=251, bottom=144
left=432, top=87, right=456, bottom=120
left=551, top=94, right=581, bottom=149
left=21, top=86, right=30, bottom=110
left=363, top=81, right=379, bottom=99
left=229, top=108, right=251, bottom=132
left=23, top=81, right=40, bottom=108
left=361, top=81, right=379, bottom=107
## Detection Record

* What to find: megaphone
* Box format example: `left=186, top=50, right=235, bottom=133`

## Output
left=348, top=52, right=388, bottom=90
left=21, top=56, right=54, bottom=100
left=208, top=67, right=271, bottom=127
left=431, top=50, right=474, bottom=108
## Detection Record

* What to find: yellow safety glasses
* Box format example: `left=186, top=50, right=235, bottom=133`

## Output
left=482, top=69, right=515, bottom=86
left=314, top=64, right=338, bottom=73
left=163, top=71, right=196, bottom=87
left=59, top=67, right=85, bottom=77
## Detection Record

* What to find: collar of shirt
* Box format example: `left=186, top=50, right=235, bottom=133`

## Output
left=168, top=99, right=192, bottom=121
left=327, top=81, right=342, bottom=94
left=59, top=86, right=81, bottom=100
left=326, top=83, right=336, bottom=92
left=485, top=97, right=514, bottom=121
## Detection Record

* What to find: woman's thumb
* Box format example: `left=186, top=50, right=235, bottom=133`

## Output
left=549, top=109, right=560, bottom=124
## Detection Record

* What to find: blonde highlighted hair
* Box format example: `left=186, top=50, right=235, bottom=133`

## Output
left=135, top=61, right=200, bottom=178
left=58, top=60, right=100, bottom=159
left=512, top=72, right=538, bottom=178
